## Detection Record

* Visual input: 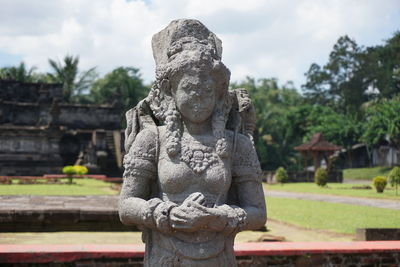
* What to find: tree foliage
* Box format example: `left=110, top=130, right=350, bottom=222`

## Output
left=275, top=167, right=289, bottom=184
left=90, top=67, right=148, bottom=111
left=303, top=36, right=368, bottom=115
left=388, top=166, right=400, bottom=195
left=362, top=96, right=400, bottom=148
left=303, top=32, right=400, bottom=116
left=363, top=32, right=400, bottom=98
left=0, top=62, right=41, bottom=82
left=48, top=55, right=97, bottom=102
left=231, top=77, right=303, bottom=170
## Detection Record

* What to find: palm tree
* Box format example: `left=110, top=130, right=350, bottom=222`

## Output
left=48, top=55, right=97, bottom=102
left=0, top=62, right=38, bottom=82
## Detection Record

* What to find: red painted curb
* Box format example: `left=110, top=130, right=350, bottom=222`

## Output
left=234, top=241, right=400, bottom=256
left=1, top=242, right=400, bottom=263
left=0, top=244, right=145, bottom=263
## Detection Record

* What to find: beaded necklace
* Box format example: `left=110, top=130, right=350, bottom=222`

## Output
left=180, top=135, right=219, bottom=174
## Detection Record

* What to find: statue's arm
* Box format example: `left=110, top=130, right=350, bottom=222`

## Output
left=220, top=133, right=267, bottom=232
left=234, top=179, right=266, bottom=231
left=205, top=178, right=266, bottom=234
left=119, top=128, right=175, bottom=232
left=119, top=161, right=177, bottom=233
left=119, top=167, right=153, bottom=226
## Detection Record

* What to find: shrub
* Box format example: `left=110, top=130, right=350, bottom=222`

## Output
left=372, top=176, right=388, bottom=193
left=388, top=166, right=400, bottom=196
left=74, top=165, right=88, bottom=175
left=62, top=166, right=75, bottom=175
left=62, top=165, right=88, bottom=184
left=275, top=167, right=288, bottom=184
left=314, top=168, right=328, bottom=187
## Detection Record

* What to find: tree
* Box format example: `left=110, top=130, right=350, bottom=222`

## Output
left=48, top=55, right=97, bottom=102
left=0, top=62, right=39, bottom=82
left=303, top=105, right=362, bottom=167
left=388, top=166, right=400, bottom=195
left=231, top=77, right=303, bottom=170
left=303, top=32, right=400, bottom=114
left=362, top=96, right=400, bottom=149
left=302, top=63, right=331, bottom=106
left=90, top=66, right=149, bottom=114
left=362, top=32, right=400, bottom=99
left=303, top=35, right=370, bottom=116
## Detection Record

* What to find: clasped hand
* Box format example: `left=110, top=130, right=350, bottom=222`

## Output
left=169, top=192, right=226, bottom=232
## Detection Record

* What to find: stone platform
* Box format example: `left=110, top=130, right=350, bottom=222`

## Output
left=0, top=195, right=135, bottom=232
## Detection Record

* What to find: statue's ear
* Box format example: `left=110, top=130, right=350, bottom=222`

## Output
left=160, top=79, right=171, bottom=96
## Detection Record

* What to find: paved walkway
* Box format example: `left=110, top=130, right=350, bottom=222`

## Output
left=267, top=190, right=400, bottom=210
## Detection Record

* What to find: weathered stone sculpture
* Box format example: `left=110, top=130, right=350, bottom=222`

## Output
left=119, top=19, right=266, bottom=266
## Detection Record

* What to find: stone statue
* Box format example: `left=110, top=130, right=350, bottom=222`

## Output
left=119, top=19, right=266, bottom=266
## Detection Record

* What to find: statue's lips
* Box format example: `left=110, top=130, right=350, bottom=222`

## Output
left=191, top=105, right=208, bottom=113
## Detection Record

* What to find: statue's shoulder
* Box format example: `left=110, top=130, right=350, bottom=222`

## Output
left=230, top=131, right=261, bottom=179
left=235, top=133, right=254, bottom=151
left=225, top=130, right=255, bottom=153
left=135, top=127, right=158, bottom=143
left=127, top=127, right=158, bottom=159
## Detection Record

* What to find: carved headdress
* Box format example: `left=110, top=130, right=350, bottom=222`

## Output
left=152, top=19, right=223, bottom=68
left=124, top=19, right=255, bottom=156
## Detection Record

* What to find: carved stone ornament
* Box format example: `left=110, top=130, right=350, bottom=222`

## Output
left=119, top=19, right=266, bottom=267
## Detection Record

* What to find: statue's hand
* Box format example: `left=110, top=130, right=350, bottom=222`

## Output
left=169, top=192, right=215, bottom=232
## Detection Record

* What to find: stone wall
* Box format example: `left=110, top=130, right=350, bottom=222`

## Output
left=356, top=228, right=400, bottom=241
left=0, top=127, right=63, bottom=176
left=236, top=253, right=400, bottom=266
left=1, top=242, right=399, bottom=267
left=58, top=104, right=121, bottom=130
left=0, top=102, right=120, bottom=130
left=0, top=79, right=63, bottom=103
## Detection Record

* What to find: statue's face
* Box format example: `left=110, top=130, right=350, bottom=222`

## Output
left=172, top=68, right=217, bottom=124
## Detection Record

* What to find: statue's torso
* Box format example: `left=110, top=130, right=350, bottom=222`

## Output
left=157, top=127, right=232, bottom=206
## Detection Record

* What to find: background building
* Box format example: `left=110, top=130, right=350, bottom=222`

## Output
left=0, top=79, right=123, bottom=176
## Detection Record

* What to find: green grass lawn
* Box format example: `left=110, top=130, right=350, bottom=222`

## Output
left=265, top=182, right=400, bottom=200
left=343, top=166, right=392, bottom=180
left=0, top=178, right=118, bottom=195
left=267, top=197, right=400, bottom=234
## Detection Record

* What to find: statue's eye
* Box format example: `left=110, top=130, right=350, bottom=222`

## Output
left=204, top=87, right=213, bottom=93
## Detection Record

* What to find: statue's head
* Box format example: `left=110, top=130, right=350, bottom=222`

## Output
left=148, top=19, right=231, bottom=157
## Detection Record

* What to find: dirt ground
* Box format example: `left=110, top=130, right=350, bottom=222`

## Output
left=0, top=219, right=353, bottom=245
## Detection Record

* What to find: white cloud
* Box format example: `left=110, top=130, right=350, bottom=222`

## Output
left=0, top=0, right=399, bottom=88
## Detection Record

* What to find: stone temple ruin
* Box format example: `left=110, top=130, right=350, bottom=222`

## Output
left=0, top=79, right=123, bottom=176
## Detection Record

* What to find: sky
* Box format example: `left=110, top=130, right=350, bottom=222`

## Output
left=0, top=0, right=399, bottom=88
